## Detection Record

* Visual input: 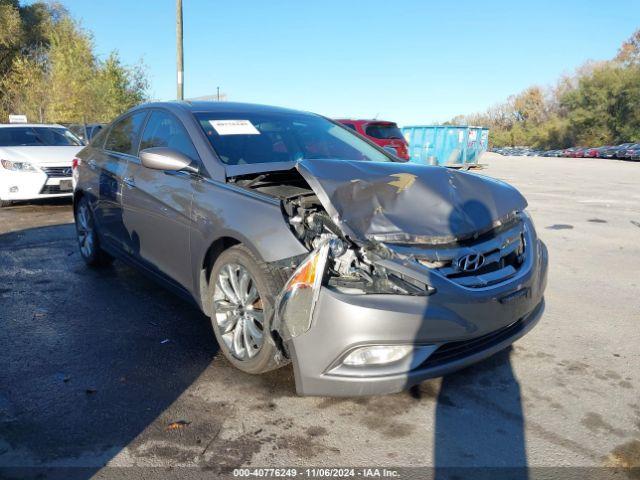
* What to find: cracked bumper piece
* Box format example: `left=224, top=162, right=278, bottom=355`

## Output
left=285, top=241, right=548, bottom=397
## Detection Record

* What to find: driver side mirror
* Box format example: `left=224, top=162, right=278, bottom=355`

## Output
left=139, top=147, right=198, bottom=174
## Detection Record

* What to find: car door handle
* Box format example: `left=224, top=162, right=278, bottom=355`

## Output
left=123, top=176, right=135, bottom=188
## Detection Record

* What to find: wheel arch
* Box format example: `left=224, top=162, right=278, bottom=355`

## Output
left=198, top=235, right=243, bottom=316
left=72, top=189, right=85, bottom=212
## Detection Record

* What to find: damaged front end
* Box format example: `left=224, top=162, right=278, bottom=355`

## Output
left=272, top=234, right=436, bottom=344
left=232, top=159, right=547, bottom=396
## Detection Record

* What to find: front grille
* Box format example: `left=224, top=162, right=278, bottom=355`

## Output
left=422, top=318, right=525, bottom=368
left=417, top=217, right=527, bottom=288
left=41, top=166, right=72, bottom=178
left=40, top=184, right=72, bottom=194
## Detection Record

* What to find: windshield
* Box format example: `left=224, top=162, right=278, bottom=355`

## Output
left=365, top=123, right=404, bottom=140
left=0, top=127, right=83, bottom=147
left=195, top=112, right=394, bottom=165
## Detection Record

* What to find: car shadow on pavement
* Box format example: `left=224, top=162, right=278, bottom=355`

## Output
left=409, top=198, right=529, bottom=478
left=430, top=348, right=528, bottom=479
left=0, top=223, right=220, bottom=479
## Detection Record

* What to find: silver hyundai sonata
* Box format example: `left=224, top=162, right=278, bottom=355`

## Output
left=73, top=101, right=548, bottom=396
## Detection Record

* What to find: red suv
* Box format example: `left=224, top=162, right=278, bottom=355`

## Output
left=336, top=119, right=410, bottom=160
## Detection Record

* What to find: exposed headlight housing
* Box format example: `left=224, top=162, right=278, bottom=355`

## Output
left=275, top=241, right=331, bottom=340
left=1, top=159, right=38, bottom=172
left=342, top=345, right=413, bottom=366
left=373, top=264, right=435, bottom=296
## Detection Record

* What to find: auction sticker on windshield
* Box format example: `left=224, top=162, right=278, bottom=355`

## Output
left=209, top=119, right=260, bottom=135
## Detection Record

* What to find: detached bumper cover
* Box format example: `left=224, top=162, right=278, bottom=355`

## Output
left=285, top=240, right=548, bottom=397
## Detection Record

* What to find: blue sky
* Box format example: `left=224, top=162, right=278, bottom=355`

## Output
left=45, top=0, right=640, bottom=125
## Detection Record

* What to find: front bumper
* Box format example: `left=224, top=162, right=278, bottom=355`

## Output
left=0, top=167, right=73, bottom=201
left=284, top=238, right=548, bottom=397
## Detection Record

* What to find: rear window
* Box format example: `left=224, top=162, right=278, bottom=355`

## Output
left=365, top=123, right=404, bottom=140
left=0, top=127, right=82, bottom=147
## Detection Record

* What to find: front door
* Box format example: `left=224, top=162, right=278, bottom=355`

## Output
left=121, top=109, right=200, bottom=291
left=94, top=112, right=147, bottom=251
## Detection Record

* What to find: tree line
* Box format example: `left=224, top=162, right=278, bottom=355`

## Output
left=0, top=1, right=148, bottom=125
left=448, top=30, right=640, bottom=149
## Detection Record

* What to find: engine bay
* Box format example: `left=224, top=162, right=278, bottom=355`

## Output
left=231, top=170, right=432, bottom=296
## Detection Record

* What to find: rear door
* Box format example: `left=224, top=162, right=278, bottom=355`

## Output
left=121, top=109, right=199, bottom=291
left=93, top=111, right=147, bottom=251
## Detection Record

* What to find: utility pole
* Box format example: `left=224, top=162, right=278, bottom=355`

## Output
left=176, top=0, right=184, bottom=100
left=217, top=86, right=220, bottom=101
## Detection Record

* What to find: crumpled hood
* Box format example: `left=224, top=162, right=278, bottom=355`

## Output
left=295, top=159, right=527, bottom=245
left=0, top=146, right=82, bottom=165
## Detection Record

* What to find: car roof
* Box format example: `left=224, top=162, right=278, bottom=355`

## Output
left=130, top=101, right=311, bottom=117
left=0, top=123, right=66, bottom=128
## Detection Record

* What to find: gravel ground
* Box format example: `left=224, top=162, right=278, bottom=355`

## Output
left=0, top=155, right=639, bottom=479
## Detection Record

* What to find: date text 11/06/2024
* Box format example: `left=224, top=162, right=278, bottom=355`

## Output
left=232, top=468, right=400, bottom=478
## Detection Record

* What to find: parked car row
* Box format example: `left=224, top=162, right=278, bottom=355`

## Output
left=490, top=147, right=544, bottom=156
left=492, top=143, right=640, bottom=160
left=544, top=144, right=640, bottom=159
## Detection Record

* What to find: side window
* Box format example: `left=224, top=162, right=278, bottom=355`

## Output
left=90, top=125, right=108, bottom=148
left=104, top=112, right=146, bottom=155
left=343, top=123, right=357, bottom=131
left=140, top=111, right=199, bottom=161
left=89, top=125, right=103, bottom=139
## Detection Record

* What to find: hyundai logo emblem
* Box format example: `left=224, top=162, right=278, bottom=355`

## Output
left=63, top=167, right=72, bottom=176
left=457, top=253, right=485, bottom=272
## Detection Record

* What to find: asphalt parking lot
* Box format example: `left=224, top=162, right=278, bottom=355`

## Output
left=1, top=155, right=639, bottom=478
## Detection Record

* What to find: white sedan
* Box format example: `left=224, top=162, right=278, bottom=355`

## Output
left=0, top=124, right=84, bottom=207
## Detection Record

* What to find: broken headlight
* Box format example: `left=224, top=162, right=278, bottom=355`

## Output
left=328, top=257, right=435, bottom=296
left=369, top=263, right=436, bottom=296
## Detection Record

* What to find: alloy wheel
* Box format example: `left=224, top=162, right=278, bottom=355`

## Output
left=76, top=203, right=95, bottom=258
left=213, top=263, right=265, bottom=360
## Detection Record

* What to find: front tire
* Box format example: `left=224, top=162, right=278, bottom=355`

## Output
left=208, top=245, right=285, bottom=374
left=74, top=197, right=113, bottom=268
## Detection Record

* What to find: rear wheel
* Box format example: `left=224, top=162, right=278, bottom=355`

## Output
left=74, top=197, right=113, bottom=267
left=208, top=245, right=285, bottom=374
